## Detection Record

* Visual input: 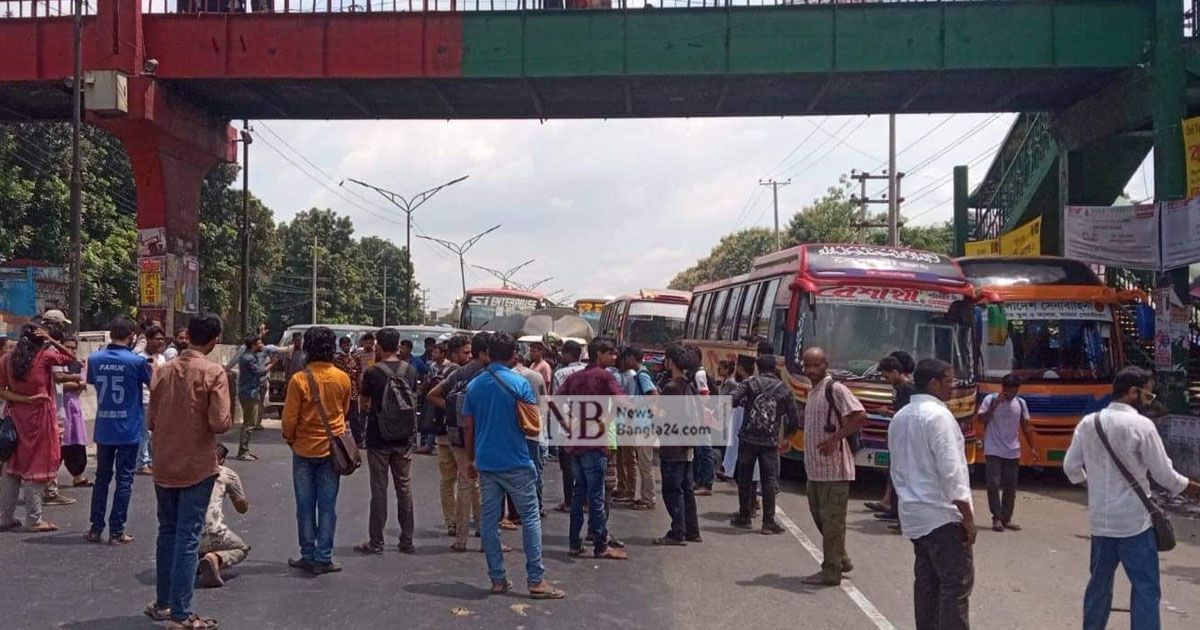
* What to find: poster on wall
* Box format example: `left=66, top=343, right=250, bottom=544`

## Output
left=964, top=239, right=999, bottom=256
left=1183, top=116, right=1200, bottom=198
left=138, top=228, right=167, bottom=258
left=1063, top=204, right=1160, bottom=269
left=139, top=257, right=166, bottom=307
left=1153, top=286, right=1190, bottom=370
left=176, top=256, right=199, bottom=314
left=999, top=217, right=1041, bottom=256
left=1161, top=197, right=1200, bottom=270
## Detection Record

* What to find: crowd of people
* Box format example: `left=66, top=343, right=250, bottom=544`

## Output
left=2, top=308, right=1200, bottom=629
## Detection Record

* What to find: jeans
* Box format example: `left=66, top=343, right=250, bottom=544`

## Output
left=527, top=440, right=545, bottom=510
left=293, top=453, right=341, bottom=564
left=367, top=445, right=414, bottom=548
left=137, top=412, right=153, bottom=469
left=480, top=466, right=545, bottom=587
left=90, top=443, right=139, bottom=536
left=807, top=480, right=851, bottom=580
left=736, top=443, right=780, bottom=523
left=694, top=445, right=715, bottom=489
left=1083, top=528, right=1160, bottom=630
left=985, top=455, right=1019, bottom=523
left=155, top=476, right=217, bottom=623
left=660, top=460, right=699, bottom=541
left=569, top=450, right=609, bottom=555
left=913, top=522, right=974, bottom=630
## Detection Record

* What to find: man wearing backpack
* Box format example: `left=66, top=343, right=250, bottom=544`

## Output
left=800, top=347, right=866, bottom=587
left=355, top=327, right=420, bottom=555
left=730, top=354, right=800, bottom=535
left=976, top=373, right=1038, bottom=533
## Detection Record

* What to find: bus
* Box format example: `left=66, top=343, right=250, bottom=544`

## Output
left=597, top=289, right=691, bottom=366
left=957, top=255, right=1134, bottom=467
left=458, top=287, right=546, bottom=334
left=573, top=297, right=608, bottom=333
left=685, top=244, right=980, bottom=467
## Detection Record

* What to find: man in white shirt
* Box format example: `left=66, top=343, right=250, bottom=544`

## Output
left=889, top=358, right=975, bottom=630
left=976, top=373, right=1037, bottom=533
left=550, top=341, right=587, bottom=513
left=1063, top=367, right=1200, bottom=630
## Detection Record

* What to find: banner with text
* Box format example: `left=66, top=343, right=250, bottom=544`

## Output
left=1161, top=197, right=1200, bottom=270
left=999, top=217, right=1042, bottom=256
left=1064, top=204, right=1160, bottom=269
left=1183, top=116, right=1200, bottom=198
left=964, top=239, right=999, bottom=256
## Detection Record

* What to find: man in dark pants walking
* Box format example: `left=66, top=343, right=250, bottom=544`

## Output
left=551, top=341, right=586, bottom=513
left=889, top=359, right=976, bottom=630
left=976, top=373, right=1037, bottom=532
left=652, top=343, right=701, bottom=547
left=729, top=354, right=800, bottom=534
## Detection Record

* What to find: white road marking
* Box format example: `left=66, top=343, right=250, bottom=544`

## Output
left=775, top=506, right=897, bottom=630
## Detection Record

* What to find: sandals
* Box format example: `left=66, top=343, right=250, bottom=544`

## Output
left=498, top=519, right=518, bottom=531
left=529, top=586, right=566, bottom=600
left=596, top=548, right=629, bottom=560
left=629, top=501, right=654, bottom=511
left=23, top=522, right=58, bottom=533
left=144, top=603, right=172, bottom=622
left=490, top=579, right=513, bottom=595
left=449, top=542, right=469, bottom=553
left=235, top=453, right=259, bottom=462
left=110, top=533, right=135, bottom=545
left=479, top=543, right=513, bottom=553
left=166, top=613, right=219, bottom=629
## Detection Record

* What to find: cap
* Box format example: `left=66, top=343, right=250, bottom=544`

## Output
left=42, top=309, right=72, bottom=325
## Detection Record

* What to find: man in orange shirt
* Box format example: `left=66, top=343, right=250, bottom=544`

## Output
left=144, top=313, right=232, bottom=629
left=282, top=326, right=351, bottom=575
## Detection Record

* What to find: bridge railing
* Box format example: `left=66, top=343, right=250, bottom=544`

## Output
left=6, top=0, right=1196, bottom=23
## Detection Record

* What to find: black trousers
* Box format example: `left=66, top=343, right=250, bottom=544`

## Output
left=984, top=456, right=1019, bottom=523
left=735, top=442, right=780, bottom=523
left=559, top=450, right=576, bottom=506
left=913, top=523, right=974, bottom=630
left=61, top=444, right=87, bottom=477
left=659, top=460, right=699, bottom=541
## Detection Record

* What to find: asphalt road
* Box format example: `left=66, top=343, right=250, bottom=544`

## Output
left=2, top=422, right=1198, bottom=630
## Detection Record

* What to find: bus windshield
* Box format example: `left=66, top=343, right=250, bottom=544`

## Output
left=981, top=304, right=1115, bottom=382
left=574, top=300, right=604, bottom=333
left=462, top=294, right=542, bottom=333
left=805, top=297, right=974, bottom=383
left=624, top=301, right=688, bottom=349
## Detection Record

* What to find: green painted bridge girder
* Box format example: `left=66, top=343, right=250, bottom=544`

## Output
left=460, top=2, right=1154, bottom=78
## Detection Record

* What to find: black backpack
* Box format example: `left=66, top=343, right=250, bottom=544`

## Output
left=375, top=362, right=417, bottom=442
left=823, top=380, right=863, bottom=453
left=743, top=378, right=784, bottom=442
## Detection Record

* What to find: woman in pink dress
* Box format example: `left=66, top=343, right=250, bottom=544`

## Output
left=0, top=324, right=77, bottom=532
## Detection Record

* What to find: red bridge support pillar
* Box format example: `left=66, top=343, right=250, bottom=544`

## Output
left=91, top=78, right=237, bottom=333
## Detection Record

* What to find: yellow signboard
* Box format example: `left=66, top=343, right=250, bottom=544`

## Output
left=999, top=217, right=1042, bottom=256
left=139, top=257, right=165, bottom=307
left=1183, top=116, right=1200, bottom=197
left=964, top=239, right=999, bottom=256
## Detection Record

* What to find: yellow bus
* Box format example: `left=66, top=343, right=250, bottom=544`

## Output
left=684, top=244, right=980, bottom=467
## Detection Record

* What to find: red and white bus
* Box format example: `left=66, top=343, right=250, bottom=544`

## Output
left=596, top=289, right=691, bottom=365
left=458, top=287, right=547, bottom=334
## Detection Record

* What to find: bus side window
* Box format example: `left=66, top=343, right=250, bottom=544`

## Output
left=614, top=300, right=628, bottom=342
left=719, top=285, right=745, bottom=341
left=706, top=290, right=730, bottom=340
left=754, top=278, right=781, bottom=342
left=738, top=283, right=761, bottom=342
left=690, top=293, right=710, bottom=339
left=685, top=294, right=702, bottom=338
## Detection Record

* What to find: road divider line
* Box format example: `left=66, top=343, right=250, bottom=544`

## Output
left=775, top=507, right=896, bottom=630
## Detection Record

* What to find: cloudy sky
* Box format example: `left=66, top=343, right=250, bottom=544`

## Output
left=247, top=114, right=1154, bottom=312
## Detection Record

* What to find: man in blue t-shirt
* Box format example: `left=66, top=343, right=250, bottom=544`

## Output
left=462, top=333, right=564, bottom=601
left=85, top=315, right=154, bottom=544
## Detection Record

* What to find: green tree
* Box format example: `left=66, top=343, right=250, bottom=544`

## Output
left=785, top=181, right=860, bottom=245
left=668, top=227, right=777, bottom=290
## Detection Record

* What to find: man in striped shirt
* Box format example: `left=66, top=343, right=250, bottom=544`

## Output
left=800, top=347, right=866, bottom=587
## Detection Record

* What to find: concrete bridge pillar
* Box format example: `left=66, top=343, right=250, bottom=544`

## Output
left=90, top=0, right=236, bottom=332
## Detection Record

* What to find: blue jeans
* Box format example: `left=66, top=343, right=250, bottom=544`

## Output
left=155, top=475, right=216, bottom=622
left=293, top=453, right=341, bottom=565
left=90, top=443, right=138, bottom=536
left=527, top=440, right=545, bottom=509
left=136, top=414, right=152, bottom=469
left=694, top=445, right=715, bottom=489
left=569, top=450, right=608, bottom=555
left=1083, top=528, right=1160, bottom=630
left=480, top=466, right=545, bottom=587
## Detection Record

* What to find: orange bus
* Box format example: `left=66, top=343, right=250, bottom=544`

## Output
left=957, top=256, right=1136, bottom=467
left=685, top=244, right=980, bottom=467
left=596, top=289, right=691, bottom=366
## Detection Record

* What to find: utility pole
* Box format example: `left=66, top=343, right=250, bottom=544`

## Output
left=67, top=0, right=83, bottom=328
left=311, top=233, right=318, bottom=324
left=415, top=224, right=502, bottom=304
left=382, top=265, right=388, bottom=327
left=758, top=178, right=791, bottom=250
left=239, top=121, right=252, bottom=339
left=471, top=259, right=536, bottom=289
left=343, top=175, right=468, bottom=323
left=849, top=170, right=897, bottom=242
left=888, top=114, right=900, bottom=246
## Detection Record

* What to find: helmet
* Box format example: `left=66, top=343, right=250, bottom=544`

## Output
left=541, top=331, right=563, bottom=349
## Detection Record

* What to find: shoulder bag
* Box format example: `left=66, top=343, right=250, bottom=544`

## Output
left=304, top=369, right=361, bottom=476
left=486, top=369, right=542, bottom=439
left=824, top=380, right=863, bottom=453
left=1094, top=412, right=1175, bottom=552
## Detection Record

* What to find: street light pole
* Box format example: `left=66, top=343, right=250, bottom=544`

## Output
left=382, top=265, right=388, bottom=327
left=67, top=0, right=84, bottom=328
left=415, top=224, right=502, bottom=305
left=343, top=175, right=468, bottom=323
left=239, top=121, right=253, bottom=339
left=470, top=259, right=536, bottom=289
